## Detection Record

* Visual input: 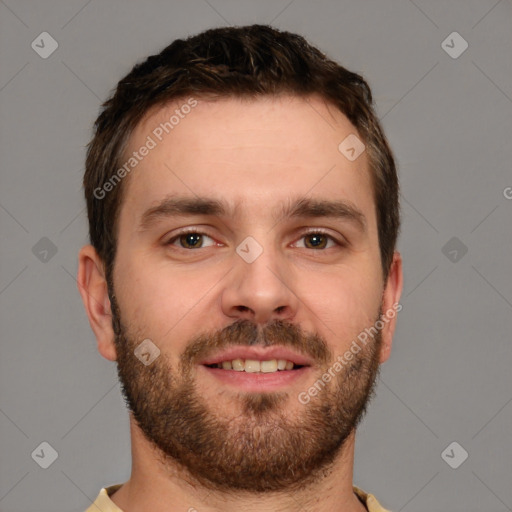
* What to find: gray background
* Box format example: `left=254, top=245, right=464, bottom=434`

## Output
left=0, top=1, right=511, bottom=511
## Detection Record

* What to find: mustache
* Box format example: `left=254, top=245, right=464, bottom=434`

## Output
left=181, top=319, right=332, bottom=368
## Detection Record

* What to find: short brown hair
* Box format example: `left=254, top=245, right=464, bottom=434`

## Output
left=84, top=24, right=400, bottom=283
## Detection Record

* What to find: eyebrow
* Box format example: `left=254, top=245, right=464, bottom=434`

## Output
left=279, top=197, right=367, bottom=233
left=138, top=196, right=228, bottom=231
left=138, top=195, right=367, bottom=233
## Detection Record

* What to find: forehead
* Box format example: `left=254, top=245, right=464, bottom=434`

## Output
left=119, top=94, right=375, bottom=227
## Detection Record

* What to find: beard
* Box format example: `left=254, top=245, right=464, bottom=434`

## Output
left=108, top=283, right=382, bottom=493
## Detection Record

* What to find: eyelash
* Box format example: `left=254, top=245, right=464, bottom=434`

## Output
left=165, top=228, right=345, bottom=249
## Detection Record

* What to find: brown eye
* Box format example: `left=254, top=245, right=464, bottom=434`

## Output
left=293, top=231, right=342, bottom=250
left=179, top=233, right=204, bottom=249
left=165, top=231, right=217, bottom=251
left=304, top=233, right=329, bottom=249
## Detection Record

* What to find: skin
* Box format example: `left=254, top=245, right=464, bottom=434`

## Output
left=78, top=94, right=403, bottom=512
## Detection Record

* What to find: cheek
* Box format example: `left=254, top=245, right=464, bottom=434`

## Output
left=113, top=255, right=170, bottom=337
left=297, top=264, right=382, bottom=348
left=113, top=254, right=223, bottom=344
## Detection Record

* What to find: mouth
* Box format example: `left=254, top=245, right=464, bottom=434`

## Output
left=199, top=346, right=313, bottom=391
left=199, top=345, right=313, bottom=371
left=204, top=359, right=306, bottom=373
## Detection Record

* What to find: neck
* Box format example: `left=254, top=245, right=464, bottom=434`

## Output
left=111, top=417, right=367, bottom=512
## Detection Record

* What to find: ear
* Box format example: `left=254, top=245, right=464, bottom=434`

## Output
left=379, top=251, right=403, bottom=363
left=77, top=244, right=117, bottom=361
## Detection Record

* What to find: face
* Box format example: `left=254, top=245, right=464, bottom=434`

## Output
left=105, top=95, right=398, bottom=492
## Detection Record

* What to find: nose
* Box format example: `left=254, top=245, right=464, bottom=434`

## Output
left=220, top=245, right=299, bottom=325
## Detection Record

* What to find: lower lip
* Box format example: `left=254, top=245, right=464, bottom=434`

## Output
left=199, top=365, right=312, bottom=392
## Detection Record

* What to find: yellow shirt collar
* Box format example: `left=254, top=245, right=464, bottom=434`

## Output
left=85, top=484, right=392, bottom=512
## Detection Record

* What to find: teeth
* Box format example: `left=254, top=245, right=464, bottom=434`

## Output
left=212, top=358, right=299, bottom=372
left=232, top=358, right=244, bottom=371
left=277, top=359, right=287, bottom=370
left=260, top=360, right=278, bottom=373
left=245, top=360, right=260, bottom=373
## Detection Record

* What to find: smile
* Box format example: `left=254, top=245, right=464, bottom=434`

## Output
left=205, top=358, right=305, bottom=373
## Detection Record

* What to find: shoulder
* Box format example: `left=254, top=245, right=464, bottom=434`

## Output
left=84, top=484, right=124, bottom=512
left=353, top=485, right=393, bottom=512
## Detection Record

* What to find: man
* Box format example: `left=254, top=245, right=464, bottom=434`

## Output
left=78, top=24, right=402, bottom=512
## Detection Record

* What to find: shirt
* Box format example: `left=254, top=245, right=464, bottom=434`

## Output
left=85, top=484, right=391, bottom=511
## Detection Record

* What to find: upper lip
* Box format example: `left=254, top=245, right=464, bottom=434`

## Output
left=200, top=346, right=314, bottom=366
